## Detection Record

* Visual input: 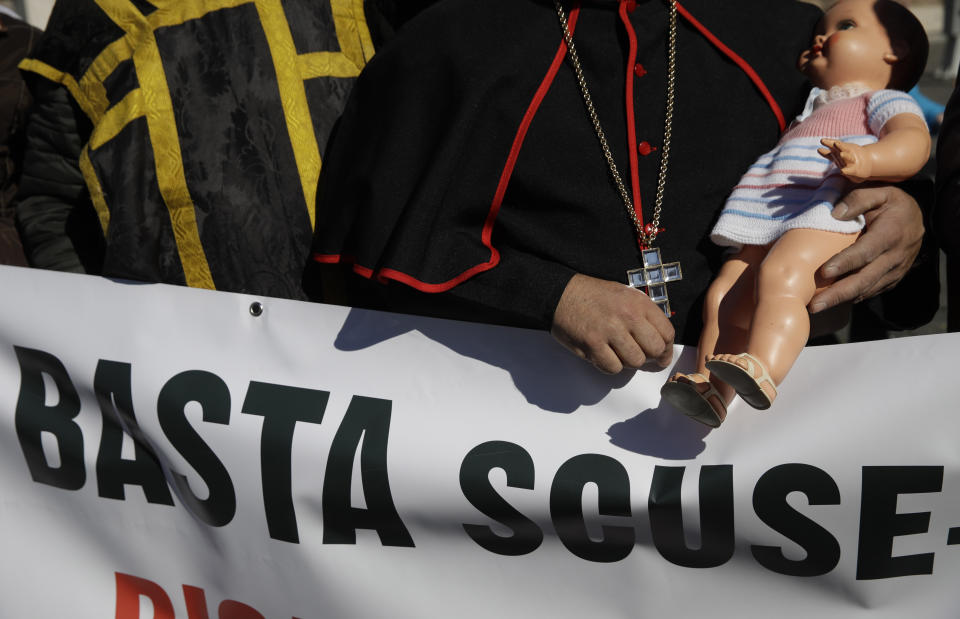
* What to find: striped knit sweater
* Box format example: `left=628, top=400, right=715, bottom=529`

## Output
left=710, top=86, right=925, bottom=248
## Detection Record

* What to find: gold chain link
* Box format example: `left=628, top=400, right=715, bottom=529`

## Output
left=554, top=0, right=677, bottom=247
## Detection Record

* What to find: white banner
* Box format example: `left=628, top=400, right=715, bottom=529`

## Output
left=0, top=264, right=958, bottom=618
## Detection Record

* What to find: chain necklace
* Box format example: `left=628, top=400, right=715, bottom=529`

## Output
left=554, top=0, right=683, bottom=317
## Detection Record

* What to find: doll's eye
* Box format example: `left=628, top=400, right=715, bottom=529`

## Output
left=837, top=19, right=855, bottom=30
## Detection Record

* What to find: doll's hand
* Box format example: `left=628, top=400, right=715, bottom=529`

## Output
left=818, top=139, right=872, bottom=183
left=808, top=184, right=923, bottom=313
left=551, top=273, right=674, bottom=374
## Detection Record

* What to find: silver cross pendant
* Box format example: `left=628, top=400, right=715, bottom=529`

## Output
left=626, top=247, right=683, bottom=317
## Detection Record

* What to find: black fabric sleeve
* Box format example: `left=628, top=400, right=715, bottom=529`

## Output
left=399, top=247, right=576, bottom=330
left=316, top=246, right=576, bottom=330
left=15, top=78, right=103, bottom=274
left=935, top=78, right=960, bottom=257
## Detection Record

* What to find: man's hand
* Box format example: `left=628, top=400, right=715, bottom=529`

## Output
left=551, top=273, right=675, bottom=374
left=808, top=184, right=924, bottom=313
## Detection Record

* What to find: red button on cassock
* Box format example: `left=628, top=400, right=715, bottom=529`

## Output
left=638, top=141, right=656, bottom=156
left=634, top=63, right=647, bottom=78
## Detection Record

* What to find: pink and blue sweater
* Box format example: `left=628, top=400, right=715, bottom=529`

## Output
left=711, top=87, right=925, bottom=248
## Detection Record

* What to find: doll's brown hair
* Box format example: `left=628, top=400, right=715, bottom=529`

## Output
left=873, top=0, right=928, bottom=91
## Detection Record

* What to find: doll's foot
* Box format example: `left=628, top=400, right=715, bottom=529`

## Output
left=660, top=372, right=727, bottom=427
left=705, top=352, right=777, bottom=410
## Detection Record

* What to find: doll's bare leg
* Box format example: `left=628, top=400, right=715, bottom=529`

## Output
left=708, top=229, right=857, bottom=406
left=699, top=245, right=767, bottom=377
left=662, top=246, right=764, bottom=424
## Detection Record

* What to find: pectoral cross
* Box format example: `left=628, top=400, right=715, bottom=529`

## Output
left=626, top=247, right=682, bottom=317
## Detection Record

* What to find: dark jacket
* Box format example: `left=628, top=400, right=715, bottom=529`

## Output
left=934, top=71, right=960, bottom=331
left=0, top=14, right=41, bottom=266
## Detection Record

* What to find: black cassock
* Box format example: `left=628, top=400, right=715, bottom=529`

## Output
left=311, top=0, right=821, bottom=344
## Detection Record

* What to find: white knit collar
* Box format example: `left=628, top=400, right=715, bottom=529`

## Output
left=792, top=82, right=872, bottom=126
left=813, top=82, right=872, bottom=107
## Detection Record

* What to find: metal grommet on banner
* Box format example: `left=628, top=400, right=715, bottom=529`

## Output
left=249, top=301, right=264, bottom=317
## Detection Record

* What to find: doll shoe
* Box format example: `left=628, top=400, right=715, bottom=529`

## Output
left=705, top=352, right=777, bottom=410
left=660, top=372, right=727, bottom=427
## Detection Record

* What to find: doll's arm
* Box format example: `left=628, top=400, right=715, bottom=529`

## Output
left=818, top=113, right=931, bottom=183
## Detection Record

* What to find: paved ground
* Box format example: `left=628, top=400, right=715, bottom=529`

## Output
left=920, top=10, right=955, bottom=104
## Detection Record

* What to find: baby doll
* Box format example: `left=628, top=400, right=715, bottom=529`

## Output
left=661, top=0, right=931, bottom=427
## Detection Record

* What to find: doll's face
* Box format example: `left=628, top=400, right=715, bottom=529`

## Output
left=797, top=0, right=898, bottom=90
